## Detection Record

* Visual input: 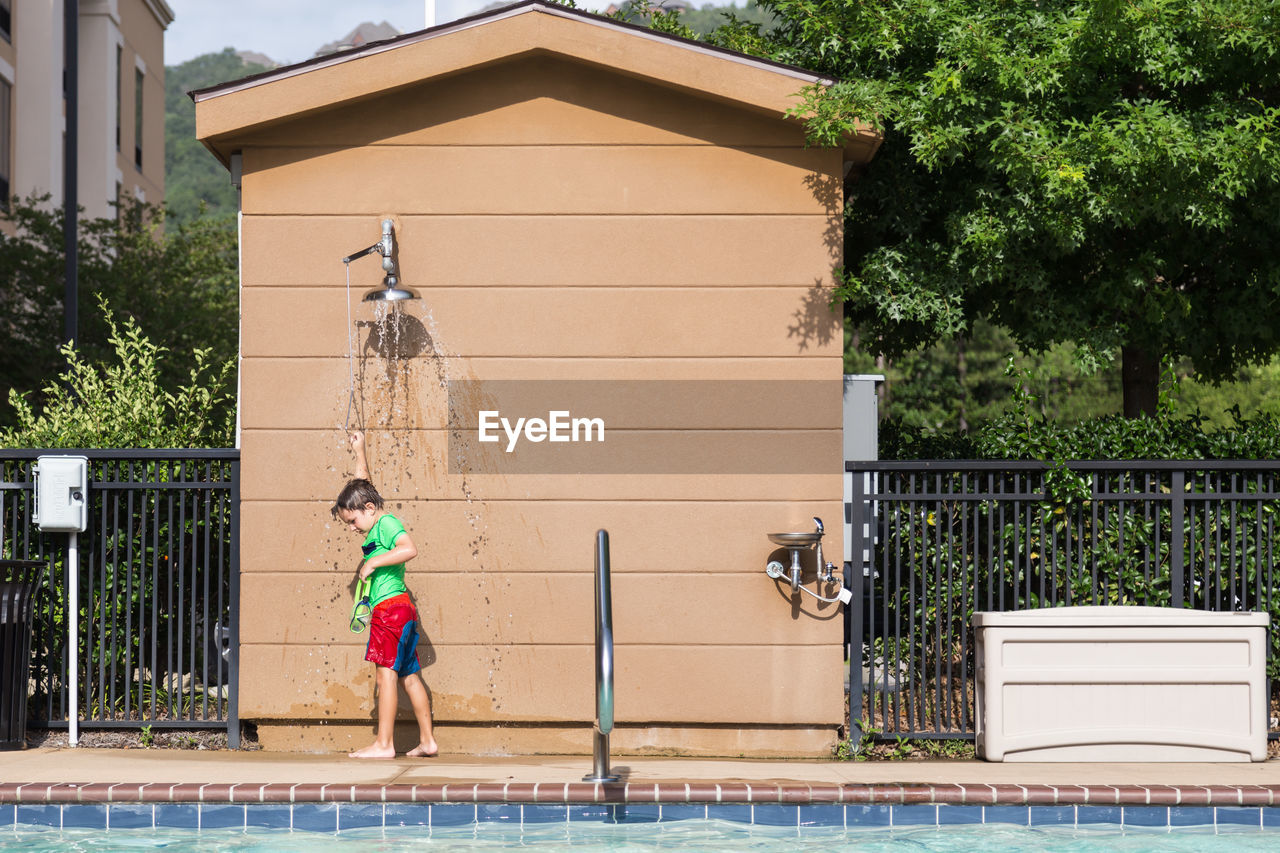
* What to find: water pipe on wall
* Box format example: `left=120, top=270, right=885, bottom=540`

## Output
left=342, top=219, right=420, bottom=303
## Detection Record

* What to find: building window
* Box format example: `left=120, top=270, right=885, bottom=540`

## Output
left=0, top=79, right=11, bottom=211
left=116, top=47, right=122, bottom=151
left=134, top=68, right=144, bottom=170
left=0, top=1, right=11, bottom=44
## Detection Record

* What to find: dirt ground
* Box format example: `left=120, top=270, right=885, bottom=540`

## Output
left=24, top=725, right=260, bottom=751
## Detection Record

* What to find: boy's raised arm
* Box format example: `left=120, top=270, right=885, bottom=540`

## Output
left=350, top=430, right=371, bottom=481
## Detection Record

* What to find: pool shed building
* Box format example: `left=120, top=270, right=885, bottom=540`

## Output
left=194, top=0, right=880, bottom=756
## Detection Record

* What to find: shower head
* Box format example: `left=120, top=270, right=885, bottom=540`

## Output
left=362, top=274, right=419, bottom=303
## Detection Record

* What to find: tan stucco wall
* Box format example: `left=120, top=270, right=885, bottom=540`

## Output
left=232, top=52, right=848, bottom=756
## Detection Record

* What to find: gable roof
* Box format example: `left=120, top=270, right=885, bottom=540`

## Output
left=192, top=0, right=879, bottom=166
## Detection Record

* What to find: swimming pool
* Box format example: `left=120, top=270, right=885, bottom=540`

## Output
left=4, top=820, right=1280, bottom=852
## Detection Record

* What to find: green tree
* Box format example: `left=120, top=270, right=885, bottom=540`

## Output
left=166, top=49, right=271, bottom=227
left=1, top=300, right=235, bottom=448
left=727, top=0, right=1280, bottom=417
left=0, top=196, right=238, bottom=428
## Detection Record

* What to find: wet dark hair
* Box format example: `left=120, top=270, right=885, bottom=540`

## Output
left=331, top=478, right=384, bottom=518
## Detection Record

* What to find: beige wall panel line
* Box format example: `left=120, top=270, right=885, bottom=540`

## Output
left=238, top=643, right=844, bottom=724
left=240, top=361, right=843, bottom=431
left=238, top=430, right=843, bottom=501
left=240, top=145, right=841, bottom=216
left=243, top=498, right=845, bottom=577
left=241, top=357, right=841, bottom=431
left=240, top=214, right=839, bottom=288
left=240, top=572, right=842, bottom=647
left=232, top=56, right=810, bottom=150
left=240, top=287, right=843, bottom=359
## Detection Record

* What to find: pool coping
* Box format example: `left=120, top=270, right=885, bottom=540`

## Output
left=4, top=781, right=1280, bottom=806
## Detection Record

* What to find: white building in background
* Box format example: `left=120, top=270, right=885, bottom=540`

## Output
left=0, top=0, right=173, bottom=231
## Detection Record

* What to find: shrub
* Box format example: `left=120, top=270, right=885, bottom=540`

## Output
left=0, top=299, right=235, bottom=449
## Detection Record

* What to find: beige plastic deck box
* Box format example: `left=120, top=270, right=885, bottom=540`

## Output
left=974, top=606, right=1269, bottom=762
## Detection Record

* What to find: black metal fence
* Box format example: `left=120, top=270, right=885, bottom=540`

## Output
left=0, top=450, right=239, bottom=745
left=846, top=460, right=1280, bottom=742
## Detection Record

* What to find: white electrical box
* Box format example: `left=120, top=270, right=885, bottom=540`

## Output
left=34, top=455, right=89, bottom=532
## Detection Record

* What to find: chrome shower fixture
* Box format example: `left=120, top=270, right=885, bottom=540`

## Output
left=342, top=219, right=420, bottom=302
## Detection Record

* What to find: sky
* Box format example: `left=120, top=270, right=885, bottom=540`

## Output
left=165, top=1, right=609, bottom=67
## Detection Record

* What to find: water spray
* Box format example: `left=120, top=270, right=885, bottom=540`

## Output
left=341, top=219, right=421, bottom=430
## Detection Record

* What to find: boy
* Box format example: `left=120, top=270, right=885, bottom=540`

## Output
left=332, top=430, right=438, bottom=759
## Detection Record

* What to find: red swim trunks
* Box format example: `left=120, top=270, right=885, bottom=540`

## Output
left=364, top=593, right=421, bottom=676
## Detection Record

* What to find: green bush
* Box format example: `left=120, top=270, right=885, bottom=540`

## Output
left=0, top=299, right=235, bottom=449
left=883, top=359, right=1280, bottom=462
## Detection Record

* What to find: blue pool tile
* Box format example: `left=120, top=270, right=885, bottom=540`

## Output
left=752, top=805, right=797, bottom=827
left=1170, top=807, right=1215, bottom=827
left=1263, top=808, right=1280, bottom=828
left=1, top=805, right=13, bottom=827
left=109, top=804, right=153, bottom=829
left=612, top=804, right=660, bottom=824
left=936, top=806, right=983, bottom=825
left=1029, top=806, right=1075, bottom=826
left=61, top=805, right=107, bottom=829
left=431, top=804, right=478, bottom=826
left=799, top=805, right=844, bottom=827
left=384, top=804, right=431, bottom=828
left=292, top=803, right=338, bottom=832
left=339, top=803, right=384, bottom=830
left=200, top=804, right=245, bottom=830
left=477, top=804, right=521, bottom=823
left=661, top=804, right=707, bottom=822
left=155, top=804, right=199, bottom=829
left=985, top=806, right=1029, bottom=826
left=570, top=804, right=613, bottom=823
left=522, top=805, right=568, bottom=824
left=15, top=805, right=60, bottom=828
left=1122, top=807, right=1169, bottom=828
left=1218, top=806, right=1263, bottom=827
left=1077, top=806, right=1122, bottom=826
left=245, top=804, right=292, bottom=829
left=705, top=804, right=752, bottom=824
left=892, top=805, right=936, bottom=826
left=845, top=805, right=892, bottom=827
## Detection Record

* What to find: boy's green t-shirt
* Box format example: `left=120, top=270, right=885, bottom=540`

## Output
left=361, top=513, right=410, bottom=606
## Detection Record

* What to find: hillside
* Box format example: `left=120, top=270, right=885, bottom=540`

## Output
left=164, top=49, right=273, bottom=227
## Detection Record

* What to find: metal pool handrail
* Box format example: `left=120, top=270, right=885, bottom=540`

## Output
left=584, top=529, right=619, bottom=783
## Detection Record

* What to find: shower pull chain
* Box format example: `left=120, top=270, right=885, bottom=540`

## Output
left=343, top=260, right=360, bottom=432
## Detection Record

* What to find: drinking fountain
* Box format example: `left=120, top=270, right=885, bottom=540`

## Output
left=766, top=517, right=851, bottom=604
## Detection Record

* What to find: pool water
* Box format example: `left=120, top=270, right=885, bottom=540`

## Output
left=4, top=821, right=1280, bottom=852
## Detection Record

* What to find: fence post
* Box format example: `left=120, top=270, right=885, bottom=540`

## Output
left=848, top=468, right=865, bottom=749
left=227, top=458, right=241, bottom=749
left=1171, top=470, right=1185, bottom=608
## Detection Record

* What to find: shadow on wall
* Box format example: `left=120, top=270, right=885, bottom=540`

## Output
left=804, top=171, right=844, bottom=258
left=788, top=170, right=845, bottom=354
left=360, top=311, right=434, bottom=360
left=789, top=281, right=842, bottom=352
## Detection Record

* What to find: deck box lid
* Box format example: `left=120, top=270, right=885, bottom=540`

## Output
left=971, top=605, right=1270, bottom=628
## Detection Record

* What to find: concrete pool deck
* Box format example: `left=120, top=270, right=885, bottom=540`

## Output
left=5, top=750, right=1280, bottom=806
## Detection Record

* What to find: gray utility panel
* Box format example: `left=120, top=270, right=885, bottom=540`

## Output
left=842, top=375, right=882, bottom=562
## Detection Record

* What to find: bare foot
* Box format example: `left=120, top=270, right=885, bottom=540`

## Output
left=348, top=743, right=396, bottom=759
left=406, top=739, right=438, bottom=758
